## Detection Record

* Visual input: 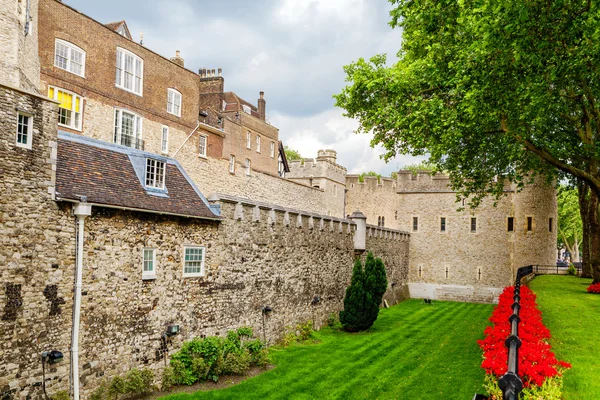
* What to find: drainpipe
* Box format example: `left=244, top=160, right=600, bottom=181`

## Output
left=71, top=201, right=92, bottom=400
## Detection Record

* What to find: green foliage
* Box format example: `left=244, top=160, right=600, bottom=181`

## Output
left=557, top=186, right=583, bottom=258
left=124, top=368, right=154, bottom=394
left=401, top=162, right=437, bottom=176
left=327, top=313, right=342, bottom=329
left=50, top=391, right=69, bottom=400
left=357, top=171, right=381, bottom=183
left=161, top=366, right=178, bottom=392
left=221, top=351, right=251, bottom=376
left=166, top=328, right=268, bottom=388
left=339, top=253, right=388, bottom=332
left=108, top=376, right=127, bottom=398
left=483, top=366, right=566, bottom=400
left=568, top=264, right=576, bottom=275
left=284, top=146, right=302, bottom=161
left=281, top=321, right=315, bottom=346
left=390, top=171, right=398, bottom=180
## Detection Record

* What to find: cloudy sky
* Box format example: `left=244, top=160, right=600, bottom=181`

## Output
left=66, top=0, right=424, bottom=175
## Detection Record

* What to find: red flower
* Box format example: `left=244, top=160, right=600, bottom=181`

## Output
left=478, top=286, right=571, bottom=388
left=586, top=282, right=600, bottom=293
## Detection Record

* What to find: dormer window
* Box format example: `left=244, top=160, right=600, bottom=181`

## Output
left=54, top=39, right=86, bottom=77
left=145, top=158, right=165, bottom=189
left=167, top=88, right=182, bottom=117
left=116, top=48, right=143, bottom=95
left=242, top=104, right=251, bottom=114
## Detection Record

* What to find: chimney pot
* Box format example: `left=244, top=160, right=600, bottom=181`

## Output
left=258, top=91, right=266, bottom=121
left=218, top=68, right=222, bottom=76
left=212, top=69, right=216, bottom=77
left=176, top=50, right=180, bottom=57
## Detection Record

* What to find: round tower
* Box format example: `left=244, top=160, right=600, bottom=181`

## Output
left=512, top=178, right=557, bottom=277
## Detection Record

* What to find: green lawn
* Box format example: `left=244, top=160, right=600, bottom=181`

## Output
left=530, top=275, right=600, bottom=400
left=160, top=300, right=493, bottom=400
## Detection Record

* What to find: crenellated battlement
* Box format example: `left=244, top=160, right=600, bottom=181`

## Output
left=396, top=170, right=453, bottom=192
left=346, top=175, right=397, bottom=192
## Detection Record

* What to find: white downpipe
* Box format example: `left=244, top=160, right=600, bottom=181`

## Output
left=72, top=202, right=91, bottom=400
left=172, top=121, right=201, bottom=158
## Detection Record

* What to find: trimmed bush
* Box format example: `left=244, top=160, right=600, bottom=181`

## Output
left=340, top=253, right=388, bottom=332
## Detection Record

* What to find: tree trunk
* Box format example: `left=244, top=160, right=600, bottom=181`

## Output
left=589, top=190, right=600, bottom=284
left=573, top=236, right=580, bottom=262
left=578, top=182, right=593, bottom=278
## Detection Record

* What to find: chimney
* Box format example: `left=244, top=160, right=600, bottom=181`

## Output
left=170, top=50, right=185, bottom=67
left=258, top=91, right=266, bottom=121
left=218, top=68, right=222, bottom=76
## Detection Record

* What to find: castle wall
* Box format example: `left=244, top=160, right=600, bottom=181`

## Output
left=177, top=142, right=346, bottom=218
left=513, top=178, right=558, bottom=272
left=0, top=85, right=71, bottom=399
left=345, top=175, right=397, bottom=227
left=0, top=0, right=40, bottom=91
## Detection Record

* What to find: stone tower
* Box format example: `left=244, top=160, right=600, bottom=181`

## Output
left=0, top=0, right=41, bottom=91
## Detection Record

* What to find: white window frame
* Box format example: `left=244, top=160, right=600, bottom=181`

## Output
left=16, top=112, right=33, bottom=150
left=54, top=39, right=86, bottom=77
left=229, top=155, right=235, bottom=174
left=245, top=159, right=251, bottom=176
left=199, top=134, right=207, bottom=158
left=145, top=158, right=166, bottom=189
left=242, top=104, right=251, bottom=114
left=183, top=246, right=205, bottom=277
left=270, top=141, right=275, bottom=158
left=114, top=108, right=143, bottom=149
left=246, top=131, right=251, bottom=149
left=161, top=126, right=169, bottom=154
left=167, top=88, right=182, bottom=117
left=142, top=248, right=156, bottom=280
left=115, top=47, right=143, bottom=96
left=256, top=135, right=261, bottom=153
left=48, top=86, right=83, bottom=131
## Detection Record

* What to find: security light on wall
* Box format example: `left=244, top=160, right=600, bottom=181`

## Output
left=166, top=324, right=179, bottom=336
left=261, top=306, right=272, bottom=314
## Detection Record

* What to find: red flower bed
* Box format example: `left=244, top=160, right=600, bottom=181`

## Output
left=478, top=286, right=571, bottom=387
left=587, top=282, right=600, bottom=293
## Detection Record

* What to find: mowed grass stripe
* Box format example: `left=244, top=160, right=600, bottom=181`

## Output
left=530, top=276, right=600, bottom=400
left=160, top=299, right=493, bottom=400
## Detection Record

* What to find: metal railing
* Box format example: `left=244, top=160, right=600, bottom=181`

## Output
left=532, top=264, right=582, bottom=276
left=496, top=265, right=533, bottom=400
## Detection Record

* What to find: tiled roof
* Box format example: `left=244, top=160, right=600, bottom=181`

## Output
left=55, top=132, right=221, bottom=220
left=105, top=20, right=132, bottom=40
left=223, top=92, right=260, bottom=118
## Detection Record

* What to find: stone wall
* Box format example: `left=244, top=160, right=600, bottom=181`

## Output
left=176, top=143, right=347, bottom=218
left=0, top=0, right=40, bottom=91
left=345, top=175, right=398, bottom=227
left=0, top=85, right=72, bottom=399
left=61, top=196, right=408, bottom=398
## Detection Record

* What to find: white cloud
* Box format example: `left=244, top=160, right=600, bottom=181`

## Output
left=271, top=108, right=425, bottom=176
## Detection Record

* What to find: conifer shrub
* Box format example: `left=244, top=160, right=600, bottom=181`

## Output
left=339, top=252, right=388, bottom=332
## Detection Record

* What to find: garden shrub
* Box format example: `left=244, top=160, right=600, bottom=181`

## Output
left=108, top=376, right=127, bottom=398
left=51, top=391, right=69, bottom=400
left=567, top=264, right=576, bottom=275
left=281, top=321, right=315, bottom=346
left=479, top=286, right=570, bottom=399
left=339, top=253, right=388, bottom=332
left=124, top=368, right=154, bottom=394
left=327, top=312, right=342, bottom=329
left=161, top=366, right=177, bottom=391
left=166, top=327, right=268, bottom=386
left=221, top=351, right=251, bottom=375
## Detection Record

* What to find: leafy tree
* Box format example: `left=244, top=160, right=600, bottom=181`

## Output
left=284, top=146, right=302, bottom=161
left=558, top=186, right=583, bottom=262
left=340, top=253, right=388, bottom=332
left=335, top=0, right=600, bottom=282
left=401, top=161, right=437, bottom=176
left=358, top=171, right=382, bottom=183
